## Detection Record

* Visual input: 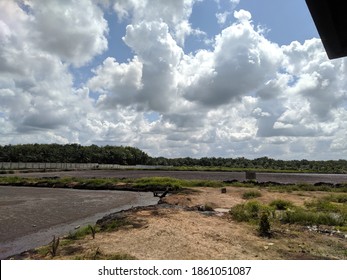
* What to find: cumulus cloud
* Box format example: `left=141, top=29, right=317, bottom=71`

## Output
left=181, top=10, right=282, bottom=107
left=26, top=0, right=108, bottom=67
left=282, top=40, right=347, bottom=121
left=112, top=0, right=197, bottom=45
left=1, top=1, right=347, bottom=160
left=88, top=56, right=143, bottom=108
left=90, top=20, right=184, bottom=112
left=82, top=6, right=347, bottom=158
left=0, top=1, right=105, bottom=141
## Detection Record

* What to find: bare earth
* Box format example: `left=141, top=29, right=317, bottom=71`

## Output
left=16, top=186, right=347, bottom=260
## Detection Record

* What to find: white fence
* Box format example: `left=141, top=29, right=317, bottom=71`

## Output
left=0, top=162, right=168, bottom=170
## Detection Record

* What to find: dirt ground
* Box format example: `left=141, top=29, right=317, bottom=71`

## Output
left=15, top=186, right=347, bottom=260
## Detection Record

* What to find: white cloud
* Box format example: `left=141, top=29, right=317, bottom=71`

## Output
left=282, top=39, right=347, bottom=121
left=1, top=1, right=347, bottom=160
left=0, top=1, right=103, bottom=141
left=116, top=20, right=183, bottom=112
left=216, top=11, right=230, bottom=25
left=112, top=0, right=198, bottom=45
left=233, top=9, right=252, bottom=22
left=85, top=7, right=347, bottom=159
left=26, top=0, right=109, bottom=67
left=181, top=10, right=282, bottom=107
left=88, top=56, right=143, bottom=108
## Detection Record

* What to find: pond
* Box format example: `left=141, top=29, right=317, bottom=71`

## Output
left=0, top=185, right=158, bottom=259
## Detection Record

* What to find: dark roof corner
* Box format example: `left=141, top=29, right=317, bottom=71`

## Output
left=305, top=0, right=347, bottom=59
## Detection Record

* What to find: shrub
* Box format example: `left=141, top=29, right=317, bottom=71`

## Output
left=258, top=212, right=271, bottom=237
left=230, top=201, right=267, bottom=222
left=242, top=190, right=262, bottom=199
left=269, top=199, right=294, bottom=210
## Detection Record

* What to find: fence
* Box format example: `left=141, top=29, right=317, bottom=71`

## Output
left=0, top=162, right=168, bottom=170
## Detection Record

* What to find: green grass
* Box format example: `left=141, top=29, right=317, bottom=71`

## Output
left=230, top=201, right=272, bottom=222
left=242, top=190, right=262, bottom=199
left=74, top=252, right=137, bottom=260
left=304, top=200, right=341, bottom=212
left=281, top=209, right=346, bottom=226
left=1, top=175, right=346, bottom=193
left=132, top=177, right=184, bottom=190
left=230, top=196, right=347, bottom=228
left=0, top=176, right=224, bottom=191
left=324, top=194, right=347, bottom=203
left=132, top=177, right=224, bottom=190
left=66, top=225, right=100, bottom=240
left=102, top=218, right=131, bottom=232
left=167, top=166, right=314, bottom=173
left=229, top=181, right=347, bottom=193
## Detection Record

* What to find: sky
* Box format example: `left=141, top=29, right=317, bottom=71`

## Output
left=1, top=0, right=347, bottom=160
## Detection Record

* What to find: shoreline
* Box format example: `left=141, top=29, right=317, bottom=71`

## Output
left=0, top=186, right=159, bottom=259
left=5, top=185, right=347, bottom=260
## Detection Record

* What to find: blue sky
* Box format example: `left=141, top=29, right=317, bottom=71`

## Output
left=237, top=0, right=319, bottom=45
left=75, top=0, right=320, bottom=88
left=1, top=0, right=347, bottom=160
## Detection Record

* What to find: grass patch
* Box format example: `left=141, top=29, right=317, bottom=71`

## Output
left=133, top=177, right=184, bottom=190
left=242, top=190, right=262, bottom=199
left=281, top=209, right=346, bottom=226
left=231, top=181, right=347, bottom=193
left=1, top=175, right=347, bottom=196
left=304, top=199, right=341, bottom=213
left=324, top=194, right=347, bottom=204
left=101, top=253, right=137, bottom=260
left=335, top=225, right=347, bottom=232
left=102, top=218, right=131, bottom=232
left=230, top=201, right=271, bottom=223
left=268, top=183, right=347, bottom=193
left=0, top=176, right=34, bottom=185
left=230, top=195, right=347, bottom=228
left=132, top=177, right=224, bottom=191
left=74, top=250, right=137, bottom=260
left=80, top=178, right=120, bottom=188
left=36, top=245, right=50, bottom=257
left=66, top=225, right=100, bottom=240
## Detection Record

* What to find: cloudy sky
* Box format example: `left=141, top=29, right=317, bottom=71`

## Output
left=1, top=0, right=347, bottom=160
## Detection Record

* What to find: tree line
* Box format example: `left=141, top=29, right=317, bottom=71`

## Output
left=147, top=156, right=347, bottom=173
left=0, top=144, right=346, bottom=173
left=0, top=144, right=149, bottom=165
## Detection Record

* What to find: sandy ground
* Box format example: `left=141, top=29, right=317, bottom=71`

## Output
left=15, top=186, right=347, bottom=260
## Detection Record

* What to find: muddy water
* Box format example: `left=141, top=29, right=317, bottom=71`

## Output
left=0, top=186, right=158, bottom=259
left=4, top=170, right=347, bottom=184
